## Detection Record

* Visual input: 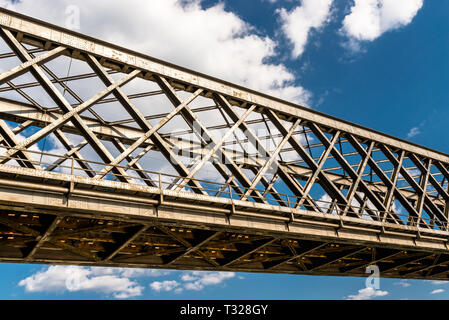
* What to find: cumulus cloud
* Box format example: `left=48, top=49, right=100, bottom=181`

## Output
left=150, top=280, right=180, bottom=292
left=430, top=280, right=448, bottom=285
left=17, top=265, right=163, bottom=298
left=394, top=280, right=411, bottom=288
left=150, top=271, right=236, bottom=293
left=341, top=0, right=423, bottom=51
left=346, top=287, right=389, bottom=300
left=0, top=0, right=310, bottom=105
left=407, top=126, right=420, bottom=138
left=278, top=0, right=333, bottom=58
left=18, top=266, right=171, bottom=299
left=430, top=289, right=445, bottom=294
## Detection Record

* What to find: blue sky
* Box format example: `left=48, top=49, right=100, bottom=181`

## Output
left=0, top=0, right=448, bottom=300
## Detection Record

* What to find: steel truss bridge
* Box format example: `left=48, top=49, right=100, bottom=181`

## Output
left=0, top=9, right=448, bottom=281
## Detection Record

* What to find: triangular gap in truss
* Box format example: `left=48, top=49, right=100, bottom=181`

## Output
left=108, top=71, right=150, bottom=95
left=428, top=162, right=446, bottom=199
left=397, top=156, right=417, bottom=191
left=368, top=147, right=392, bottom=184
left=292, top=124, right=323, bottom=168
left=0, top=120, right=18, bottom=165
left=43, top=58, right=109, bottom=104
left=45, top=53, right=92, bottom=76
left=159, top=114, right=203, bottom=153
left=169, top=153, right=220, bottom=194
left=184, top=101, right=228, bottom=141
left=75, top=142, right=104, bottom=176
left=347, top=139, right=379, bottom=186
left=306, top=131, right=338, bottom=174
left=267, top=174, right=296, bottom=207
left=0, top=87, right=31, bottom=105
left=313, top=185, right=337, bottom=214
left=86, top=100, right=135, bottom=123
left=11, top=82, right=58, bottom=108
left=0, top=32, right=13, bottom=57
left=112, top=73, right=170, bottom=118
left=391, top=197, right=412, bottom=225
left=354, top=191, right=379, bottom=221
left=101, top=139, right=122, bottom=159
left=191, top=161, right=227, bottom=196
left=0, top=61, right=35, bottom=86
left=121, top=167, right=147, bottom=186
left=0, top=37, right=27, bottom=70
left=133, top=149, right=178, bottom=185
left=337, top=134, right=363, bottom=173
left=419, top=208, right=434, bottom=228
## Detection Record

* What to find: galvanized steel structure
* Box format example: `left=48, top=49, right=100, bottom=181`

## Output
left=0, top=9, right=449, bottom=280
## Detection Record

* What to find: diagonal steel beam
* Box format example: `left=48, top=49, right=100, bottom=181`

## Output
left=380, top=145, right=445, bottom=225
left=0, top=28, right=133, bottom=183
left=307, top=246, right=366, bottom=271
left=262, top=241, right=327, bottom=270
left=378, top=252, right=434, bottom=274
left=312, top=126, right=386, bottom=217
left=175, top=105, right=257, bottom=192
left=86, top=54, right=207, bottom=194
left=157, top=77, right=266, bottom=203
left=52, top=131, right=94, bottom=177
left=399, top=254, right=449, bottom=277
left=93, top=87, right=203, bottom=180
left=265, top=109, right=347, bottom=213
left=0, top=213, right=100, bottom=261
left=24, top=215, right=63, bottom=260
left=157, top=225, right=219, bottom=267
left=109, top=138, right=156, bottom=187
left=295, top=131, right=340, bottom=209
left=215, top=95, right=318, bottom=209
left=0, top=119, right=39, bottom=169
left=217, top=238, right=277, bottom=267
left=163, top=231, right=222, bottom=265
left=241, top=119, right=301, bottom=201
left=342, top=141, right=375, bottom=216
left=0, top=45, right=66, bottom=84
left=102, top=224, right=150, bottom=262
left=340, top=248, right=403, bottom=273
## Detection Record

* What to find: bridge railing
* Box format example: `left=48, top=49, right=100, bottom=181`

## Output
left=0, top=143, right=447, bottom=233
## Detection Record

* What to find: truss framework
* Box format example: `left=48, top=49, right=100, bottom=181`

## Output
left=0, top=9, right=449, bottom=280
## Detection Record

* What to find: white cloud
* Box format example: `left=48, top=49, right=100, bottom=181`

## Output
left=407, top=126, right=420, bottom=138
left=150, top=280, right=180, bottom=292
left=18, top=265, right=151, bottom=299
left=346, top=287, right=389, bottom=300
left=341, top=0, right=423, bottom=51
left=394, top=280, right=411, bottom=287
left=430, top=280, right=448, bottom=285
left=182, top=271, right=235, bottom=291
left=431, top=288, right=445, bottom=294
left=278, top=0, right=333, bottom=58
left=150, top=271, right=236, bottom=294
left=1, top=0, right=310, bottom=105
